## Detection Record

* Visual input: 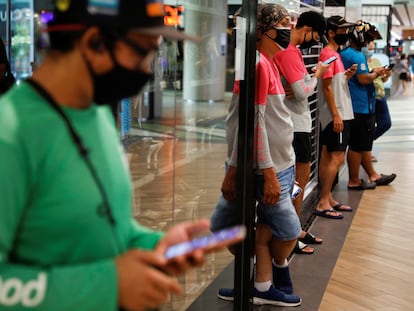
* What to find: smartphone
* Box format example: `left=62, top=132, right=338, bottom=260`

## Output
left=291, top=183, right=302, bottom=200
left=165, top=225, right=246, bottom=259
left=322, top=56, right=338, bottom=65
left=386, top=63, right=394, bottom=70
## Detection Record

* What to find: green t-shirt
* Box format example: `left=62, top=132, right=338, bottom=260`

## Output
left=0, top=82, right=163, bottom=310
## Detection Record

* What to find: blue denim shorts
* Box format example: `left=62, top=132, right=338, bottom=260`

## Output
left=255, top=166, right=301, bottom=241
left=210, top=166, right=301, bottom=241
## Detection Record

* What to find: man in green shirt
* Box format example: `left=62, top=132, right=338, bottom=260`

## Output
left=0, top=1, right=234, bottom=310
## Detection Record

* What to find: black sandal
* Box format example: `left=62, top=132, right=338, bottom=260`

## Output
left=293, top=241, right=314, bottom=255
left=298, top=232, right=323, bottom=245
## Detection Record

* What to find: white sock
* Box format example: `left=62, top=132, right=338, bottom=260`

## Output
left=254, top=280, right=272, bottom=292
left=272, top=258, right=288, bottom=268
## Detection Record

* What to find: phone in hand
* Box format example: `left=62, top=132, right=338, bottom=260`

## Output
left=322, top=56, right=338, bottom=65
left=291, top=183, right=302, bottom=200
left=386, top=63, right=394, bottom=70
left=165, top=225, right=246, bottom=259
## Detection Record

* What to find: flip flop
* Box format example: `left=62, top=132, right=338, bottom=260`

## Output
left=299, top=232, right=323, bottom=244
left=313, top=208, right=343, bottom=219
left=374, top=173, right=397, bottom=186
left=293, top=241, right=314, bottom=255
left=332, top=203, right=353, bottom=212
left=347, top=179, right=376, bottom=190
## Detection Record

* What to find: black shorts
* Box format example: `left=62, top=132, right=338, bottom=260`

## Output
left=320, top=120, right=351, bottom=152
left=348, top=113, right=375, bottom=152
left=292, top=132, right=311, bottom=163
left=399, top=72, right=408, bottom=81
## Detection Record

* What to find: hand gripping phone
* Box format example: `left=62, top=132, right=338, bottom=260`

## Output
left=165, top=225, right=246, bottom=259
left=322, top=55, right=337, bottom=65
left=291, top=183, right=303, bottom=200
left=386, top=63, right=394, bottom=70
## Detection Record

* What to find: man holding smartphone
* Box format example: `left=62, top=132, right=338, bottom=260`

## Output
left=315, top=16, right=356, bottom=219
left=0, top=1, right=229, bottom=311
left=274, top=11, right=327, bottom=254
left=340, top=20, right=397, bottom=190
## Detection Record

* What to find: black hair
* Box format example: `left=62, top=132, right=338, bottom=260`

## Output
left=48, top=27, right=125, bottom=52
left=296, top=11, right=326, bottom=34
left=48, top=30, right=85, bottom=52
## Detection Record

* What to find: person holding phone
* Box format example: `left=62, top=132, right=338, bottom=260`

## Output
left=0, top=1, right=238, bottom=311
left=340, top=20, right=396, bottom=190
left=362, top=40, right=392, bottom=149
left=274, top=10, right=327, bottom=254
left=315, top=15, right=356, bottom=219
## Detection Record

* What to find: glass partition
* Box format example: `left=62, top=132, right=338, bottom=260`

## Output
left=121, top=1, right=234, bottom=309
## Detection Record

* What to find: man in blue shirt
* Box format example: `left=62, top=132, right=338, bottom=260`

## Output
left=339, top=21, right=396, bottom=190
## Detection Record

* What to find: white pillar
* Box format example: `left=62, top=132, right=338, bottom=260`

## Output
left=183, top=0, right=227, bottom=102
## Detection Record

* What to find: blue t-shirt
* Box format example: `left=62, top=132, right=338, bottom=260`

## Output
left=339, top=47, right=375, bottom=114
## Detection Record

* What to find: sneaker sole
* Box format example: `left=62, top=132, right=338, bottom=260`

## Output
left=217, top=294, right=234, bottom=302
left=217, top=295, right=254, bottom=303
left=253, top=297, right=302, bottom=307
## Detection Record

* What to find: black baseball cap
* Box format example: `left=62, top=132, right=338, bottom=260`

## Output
left=47, top=0, right=198, bottom=41
left=326, top=16, right=355, bottom=32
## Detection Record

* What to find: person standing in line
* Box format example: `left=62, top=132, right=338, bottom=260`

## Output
left=395, top=53, right=410, bottom=94
left=362, top=40, right=392, bottom=143
left=274, top=10, right=327, bottom=254
left=0, top=1, right=243, bottom=311
left=211, top=3, right=302, bottom=306
left=314, top=16, right=356, bottom=219
left=340, top=20, right=396, bottom=190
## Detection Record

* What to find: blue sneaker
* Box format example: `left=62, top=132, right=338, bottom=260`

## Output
left=272, top=264, right=293, bottom=294
left=252, top=285, right=301, bottom=307
left=217, top=288, right=234, bottom=301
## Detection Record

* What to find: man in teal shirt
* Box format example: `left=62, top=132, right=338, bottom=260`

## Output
left=0, top=1, right=228, bottom=310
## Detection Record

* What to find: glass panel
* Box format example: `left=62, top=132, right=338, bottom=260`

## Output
left=9, top=0, right=34, bottom=79
left=120, top=1, right=235, bottom=308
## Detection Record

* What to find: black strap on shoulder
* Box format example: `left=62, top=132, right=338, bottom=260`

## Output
left=26, top=79, right=89, bottom=157
left=25, top=78, right=116, bottom=227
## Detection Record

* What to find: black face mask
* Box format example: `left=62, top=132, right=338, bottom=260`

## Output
left=267, top=27, right=291, bottom=50
left=333, top=33, right=349, bottom=46
left=300, top=32, right=318, bottom=49
left=85, top=52, right=151, bottom=106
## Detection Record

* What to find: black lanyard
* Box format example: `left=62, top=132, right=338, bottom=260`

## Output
left=26, top=79, right=116, bottom=227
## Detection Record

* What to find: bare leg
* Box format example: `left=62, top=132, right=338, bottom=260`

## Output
left=316, top=146, right=344, bottom=217
left=292, top=162, right=310, bottom=216
left=347, top=149, right=363, bottom=186
left=360, top=151, right=381, bottom=181
left=292, top=162, right=316, bottom=249
left=270, top=237, right=297, bottom=265
left=255, top=224, right=273, bottom=283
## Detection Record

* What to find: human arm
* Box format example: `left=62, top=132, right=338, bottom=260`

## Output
left=117, top=219, right=211, bottom=311
left=381, top=67, right=392, bottom=83
left=261, top=167, right=280, bottom=205
left=255, top=104, right=280, bottom=205
left=345, top=64, right=357, bottom=80
left=356, top=66, right=385, bottom=85
left=221, top=165, right=237, bottom=201
left=321, top=77, right=343, bottom=133
left=277, top=49, right=319, bottom=102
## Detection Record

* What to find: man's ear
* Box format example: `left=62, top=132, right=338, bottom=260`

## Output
left=81, top=27, right=106, bottom=53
